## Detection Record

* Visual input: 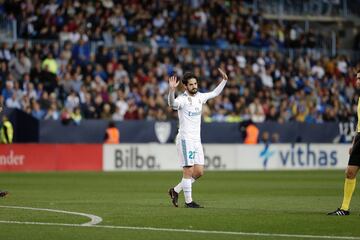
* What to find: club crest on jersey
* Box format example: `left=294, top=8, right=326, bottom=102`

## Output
left=188, top=97, right=192, bottom=105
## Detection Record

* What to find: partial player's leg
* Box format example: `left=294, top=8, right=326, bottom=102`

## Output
left=182, top=165, right=202, bottom=208
left=341, top=165, right=359, bottom=210
left=169, top=165, right=204, bottom=207
left=328, top=165, right=359, bottom=215
left=169, top=138, right=197, bottom=207
left=328, top=134, right=360, bottom=216
left=168, top=188, right=179, bottom=207
left=172, top=164, right=203, bottom=195
left=182, top=166, right=194, bottom=205
left=193, top=164, right=204, bottom=179
left=172, top=177, right=196, bottom=195
left=172, top=148, right=204, bottom=194
left=183, top=142, right=205, bottom=208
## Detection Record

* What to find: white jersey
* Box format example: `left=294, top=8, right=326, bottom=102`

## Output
left=170, top=80, right=227, bottom=141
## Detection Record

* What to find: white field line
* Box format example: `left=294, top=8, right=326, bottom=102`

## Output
left=0, top=205, right=102, bottom=226
left=0, top=220, right=360, bottom=240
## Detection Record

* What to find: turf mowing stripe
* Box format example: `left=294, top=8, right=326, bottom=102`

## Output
left=0, top=220, right=359, bottom=240
left=0, top=205, right=102, bottom=226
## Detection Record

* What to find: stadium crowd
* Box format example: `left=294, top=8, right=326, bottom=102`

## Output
left=2, top=0, right=332, bottom=49
left=0, top=0, right=359, bottom=124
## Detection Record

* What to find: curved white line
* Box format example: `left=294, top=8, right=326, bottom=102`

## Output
left=0, top=205, right=102, bottom=226
left=0, top=221, right=359, bottom=240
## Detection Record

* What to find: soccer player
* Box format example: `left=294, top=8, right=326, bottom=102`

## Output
left=167, top=68, right=228, bottom=208
left=0, top=107, right=9, bottom=198
left=328, top=70, right=360, bottom=216
left=0, top=115, right=13, bottom=144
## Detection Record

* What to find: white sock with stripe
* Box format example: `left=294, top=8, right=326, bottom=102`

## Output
left=181, top=178, right=192, bottom=204
left=174, top=178, right=195, bottom=193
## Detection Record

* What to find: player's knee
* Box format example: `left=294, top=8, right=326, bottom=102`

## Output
left=194, top=170, right=204, bottom=179
left=345, top=168, right=357, bottom=179
left=183, top=166, right=194, bottom=177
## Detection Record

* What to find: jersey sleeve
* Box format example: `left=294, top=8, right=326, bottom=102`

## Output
left=172, top=95, right=186, bottom=110
left=200, top=79, right=227, bottom=103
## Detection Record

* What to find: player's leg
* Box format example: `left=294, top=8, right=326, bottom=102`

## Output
left=340, top=165, right=359, bottom=210
left=174, top=143, right=205, bottom=188
left=173, top=177, right=196, bottom=193
left=182, top=166, right=194, bottom=205
left=340, top=138, right=360, bottom=212
left=328, top=135, right=360, bottom=216
left=193, top=142, right=205, bottom=179
left=179, top=139, right=202, bottom=208
left=183, top=142, right=205, bottom=208
left=170, top=136, right=183, bottom=198
left=169, top=138, right=195, bottom=207
left=173, top=165, right=202, bottom=193
left=193, top=165, right=204, bottom=179
left=328, top=165, right=359, bottom=215
left=172, top=142, right=205, bottom=193
left=183, top=165, right=202, bottom=208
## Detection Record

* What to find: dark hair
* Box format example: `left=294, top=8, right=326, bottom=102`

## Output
left=182, top=72, right=197, bottom=85
left=108, top=121, right=115, bottom=128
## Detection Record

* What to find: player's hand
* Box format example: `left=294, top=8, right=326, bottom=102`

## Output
left=218, top=68, right=228, bottom=80
left=168, top=75, right=179, bottom=91
left=349, top=147, right=353, bottom=155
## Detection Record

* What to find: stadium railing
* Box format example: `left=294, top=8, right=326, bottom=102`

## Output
left=254, top=0, right=353, bottom=18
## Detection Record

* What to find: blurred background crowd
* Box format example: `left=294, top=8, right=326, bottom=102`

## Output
left=1, top=0, right=360, bottom=125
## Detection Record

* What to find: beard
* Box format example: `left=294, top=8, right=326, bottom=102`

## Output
left=189, top=88, right=198, bottom=94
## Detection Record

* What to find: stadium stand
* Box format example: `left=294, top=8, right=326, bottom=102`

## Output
left=0, top=0, right=360, bottom=126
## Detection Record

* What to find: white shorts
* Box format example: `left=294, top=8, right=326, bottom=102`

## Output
left=176, top=136, right=204, bottom=167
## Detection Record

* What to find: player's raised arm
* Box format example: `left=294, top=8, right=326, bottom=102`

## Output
left=202, top=68, right=228, bottom=101
left=168, top=75, right=180, bottom=109
left=218, top=67, right=228, bottom=81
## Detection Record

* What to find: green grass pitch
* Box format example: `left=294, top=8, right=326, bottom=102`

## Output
left=0, top=171, right=359, bottom=240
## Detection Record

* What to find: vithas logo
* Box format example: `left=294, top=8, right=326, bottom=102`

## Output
left=114, top=147, right=160, bottom=169
left=279, top=144, right=337, bottom=167
left=0, top=150, right=25, bottom=165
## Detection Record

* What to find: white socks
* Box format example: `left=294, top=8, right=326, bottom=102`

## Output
left=181, top=178, right=192, bottom=204
left=174, top=178, right=195, bottom=193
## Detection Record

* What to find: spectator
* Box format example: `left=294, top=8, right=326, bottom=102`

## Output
left=8, top=51, right=31, bottom=80
left=65, top=90, right=80, bottom=112
left=41, top=53, right=58, bottom=93
left=244, top=120, right=259, bottom=144
left=5, top=92, right=21, bottom=109
left=44, top=104, right=60, bottom=120
left=71, top=107, right=82, bottom=125
left=104, top=121, right=120, bottom=144
left=271, top=132, right=280, bottom=143
left=1, top=81, right=14, bottom=102
left=0, top=1, right=359, bottom=125
left=31, top=101, right=45, bottom=120
left=60, top=108, right=72, bottom=125
left=249, top=97, right=266, bottom=123
left=101, top=103, right=113, bottom=120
